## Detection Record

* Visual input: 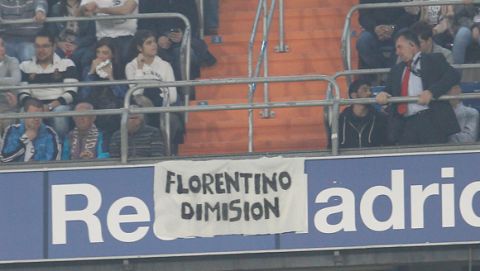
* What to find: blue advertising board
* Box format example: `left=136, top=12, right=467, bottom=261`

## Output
left=2, top=152, right=480, bottom=263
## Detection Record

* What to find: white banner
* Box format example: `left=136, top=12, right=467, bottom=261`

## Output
left=153, top=157, right=308, bottom=239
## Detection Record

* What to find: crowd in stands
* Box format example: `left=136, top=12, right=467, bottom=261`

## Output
left=0, top=0, right=219, bottom=162
left=341, top=0, right=480, bottom=149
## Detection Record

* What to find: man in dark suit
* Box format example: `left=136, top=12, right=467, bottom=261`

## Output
left=376, top=30, right=461, bottom=145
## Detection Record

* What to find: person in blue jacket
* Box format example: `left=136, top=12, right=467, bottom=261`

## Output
left=62, top=102, right=109, bottom=160
left=1, top=98, right=61, bottom=162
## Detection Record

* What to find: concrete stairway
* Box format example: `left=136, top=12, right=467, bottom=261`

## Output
left=179, top=0, right=358, bottom=156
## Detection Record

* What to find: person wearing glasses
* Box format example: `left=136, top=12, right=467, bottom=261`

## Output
left=18, top=29, right=78, bottom=139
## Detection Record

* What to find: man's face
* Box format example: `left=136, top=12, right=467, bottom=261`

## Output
left=127, top=114, right=143, bottom=134
left=24, top=106, right=43, bottom=131
left=34, top=36, right=54, bottom=63
left=353, top=84, right=372, bottom=99
left=73, top=106, right=95, bottom=132
left=419, top=37, right=432, bottom=54
left=395, top=36, right=418, bottom=63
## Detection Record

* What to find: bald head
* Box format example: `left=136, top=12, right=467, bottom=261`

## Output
left=73, top=102, right=96, bottom=132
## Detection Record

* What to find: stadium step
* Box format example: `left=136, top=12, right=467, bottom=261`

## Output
left=179, top=0, right=357, bottom=156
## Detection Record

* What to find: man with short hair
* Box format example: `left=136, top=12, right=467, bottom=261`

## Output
left=410, top=21, right=453, bottom=64
left=18, top=29, right=78, bottom=139
left=376, top=30, right=461, bottom=145
left=338, top=79, right=387, bottom=148
left=109, top=107, right=165, bottom=158
left=357, top=0, right=417, bottom=69
left=62, top=102, right=109, bottom=160
left=1, top=98, right=60, bottom=162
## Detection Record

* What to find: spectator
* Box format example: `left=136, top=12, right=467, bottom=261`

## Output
left=338, top=79, right=387, bottom=148
left=47, top=0, right=96, bottom=73
left=1, top=98, right=60, bottom=162
left=0, top=0, right=48, bottom=62
left=126, top=30, right=177, bottom=107
left=357, top=0, right=417, bottom=70
left=62, top=102, right=109, bottom=160
left=448, top=85, right=479, bottom=143
left=449, top=2, right=480, bottom=64
left=109, top=106, right=165, bottom=158
left=80, top=0, right=139, bottom=66
left=204, top=0, right=219, bottom=36
left=126, top=30, right=184, bottom=154
left=376, top=30, right=461, bottom=145
left=18, top=29, right=78, bottom=139
left=0, top=36, right=21, bottom=136
left=410, top=21, right=453, bottom=64
left=79, top=37, right=127, bottom=143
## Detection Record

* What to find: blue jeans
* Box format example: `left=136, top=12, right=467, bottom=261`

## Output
left=49, top=105, right=72, bottom=140
left=4, top=37, right=35, bottom=62
left=453, top=26, right=473, bottom=64
left=356, top=31, right=395, bottom=69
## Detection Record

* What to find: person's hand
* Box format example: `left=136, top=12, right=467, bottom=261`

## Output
left=25, top=128, right=38, bottom=141
left=5, top=92, right=17, bottom=108
left=168, top=30, right=183, bottom=43
left=136, top=53, right=145, bottom=69
left=157, top=36, right=172, bottom=49
left=82, top=2, right=97, bottom=16
left=473, top=26, right=480, bottom=41
left=382, top=25, right=394, bottom=39
left=375, top=25, right=388, bottom=40
left=34, top=10, right=46, bottom=23
left=89, top=58, right=102, bottom=74
left=80, top=150, right=94, bottom=159
left=376, top=91, right=391, bottom=105
left=418, top=90, right=433, bottom=105
left=103, top=63, right=113, bottom=80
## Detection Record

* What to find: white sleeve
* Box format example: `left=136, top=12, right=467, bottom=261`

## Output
left=162, top=62, right=177, bottom=105
left=125, top=60, right=144, bottom=96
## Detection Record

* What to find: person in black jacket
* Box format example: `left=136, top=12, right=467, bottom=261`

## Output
left=356, top=0, right=418, bottom=69
left=376, top=30, right=461, bottom=145
left=338, top=79, right=387, bottom=148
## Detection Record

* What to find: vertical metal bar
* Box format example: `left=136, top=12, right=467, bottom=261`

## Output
left=197, top=0, right=205, bottom=39
left=180, top=24, right=192, bottom=123
left=276, top=0, right=288, bottom=52
left=262, top=0, right=270, bottom=118
left=330, top=91, right=340, bottom=156
left=120, top=107, right=129, bottom=163
left=164, top=91, right=172, bottom=156
left=248, top=0, right=265, bottom=153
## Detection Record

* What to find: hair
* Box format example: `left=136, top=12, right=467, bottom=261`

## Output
left=394, top=29, right=421, bottom=48
left=35, top=28, right=55, bottom=45
left=410, top=21, right=433, bottom=41
left=128, top=30, right=156, bottom=62
left=95, top=37, right=124, bottom=79
left=75, top=102, right=94, bottom=111
left=348, top=78, right=371, bottom=98
left=24, top=98, right=44, bottom=112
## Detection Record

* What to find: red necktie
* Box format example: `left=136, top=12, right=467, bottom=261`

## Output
left=397, top=64, right=411, bottom=115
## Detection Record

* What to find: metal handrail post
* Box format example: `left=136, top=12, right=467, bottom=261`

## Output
left=197, top=0, right=205, bottom=39
left=275, top=0, right=288, bottom=53
left=248, top=0, right=266, bottom=152
left=262, top=0, right=270, bottom=119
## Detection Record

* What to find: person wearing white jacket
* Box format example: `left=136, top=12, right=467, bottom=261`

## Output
left=125, top=30, right=177, bottom=107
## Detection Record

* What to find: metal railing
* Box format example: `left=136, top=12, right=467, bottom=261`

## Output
left=341, top=0, right=465, bottom=72
left=0, top=12, right=193, bottom=119
left=0, top=75, right=340, bottom=164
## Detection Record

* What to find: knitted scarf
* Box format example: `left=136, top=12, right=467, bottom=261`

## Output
left=69, top=124, right=99, bottom=160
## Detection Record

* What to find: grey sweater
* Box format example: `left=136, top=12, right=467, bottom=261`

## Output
left=0, top=0, right=48, bottom=37
left=0, top=55, right=21, bottom=86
